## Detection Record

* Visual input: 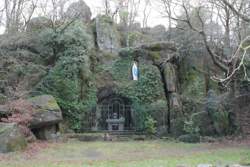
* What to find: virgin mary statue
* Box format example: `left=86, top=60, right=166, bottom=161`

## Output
left=132, top=61, right=139, bottom=81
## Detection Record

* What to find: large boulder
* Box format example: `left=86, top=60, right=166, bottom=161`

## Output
left=148, top=25, right=167, bottom=41
left=26, top=17, right=52, bottom=32
left=65, top=0, right=92, bottom=23
left=0, top=123, right=27, bottom=153
left=95, top=15, right=121, bottom=54
left=28, top=95, right=62, bottom=128
left=28, top=95, right=63, bottom=140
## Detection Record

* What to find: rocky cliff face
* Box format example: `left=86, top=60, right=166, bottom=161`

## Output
left=120, top=42, right=181, bottom=132
left=95, top=15, right=121, bottom=54
left=65, top=0, right=92, bottom=23
left=0, top=0, right=227, bottom=137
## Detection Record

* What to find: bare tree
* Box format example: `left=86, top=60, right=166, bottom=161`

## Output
left=3, top=0, right=38, bottom=33
left=102, top=0, right=111, bottom=16
left=0, top=6, right=5, bottom=27
left=128, top=0, right=141, bottom=26
left=221, top=0, right=250, bottom=22
left=142, top=0, right=151, bottom=28
left=21, top=0, right=38, bottom=31
left=159, top=0, right=173, bottom=40
left=159, top=0, right=250, bottom=94
left=38, top=0, right=70, bottom=30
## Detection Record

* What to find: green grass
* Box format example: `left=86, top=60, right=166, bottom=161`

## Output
left=0, top=140, right=250, bottom=167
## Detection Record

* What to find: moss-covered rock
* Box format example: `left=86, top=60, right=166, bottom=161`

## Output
left=126, top=31, right=152, bottom=47
left=0, top=123, right=27, bottom=153
left=65, top=0, right=92, bottom=23
left=164, top=63, right=177, bottom=92
left=26, top=17, right=52, bottom=32
left=95, top=15, right=121, bottom=54
left=28, top=95, right=63, bottom=129
left=29, top=95, right=61, bottom=112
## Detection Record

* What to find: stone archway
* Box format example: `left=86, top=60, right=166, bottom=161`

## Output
left=95, top=87, right=133, bottom=131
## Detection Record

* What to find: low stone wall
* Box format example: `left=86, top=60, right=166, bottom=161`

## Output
left=234, top=94, right=250, bottom=135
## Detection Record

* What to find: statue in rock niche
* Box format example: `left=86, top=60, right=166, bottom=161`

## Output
left=132, top=61, right=139, bottom=81
left=125, top=42, right=181, bottom=133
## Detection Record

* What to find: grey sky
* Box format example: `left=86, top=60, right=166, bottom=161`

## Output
left=84, top=0, right=169, bottom=27
left=0, top=0, right=170, bottom=33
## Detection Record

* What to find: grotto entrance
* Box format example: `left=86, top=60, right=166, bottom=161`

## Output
left=97, top=94, right=133, bottom=131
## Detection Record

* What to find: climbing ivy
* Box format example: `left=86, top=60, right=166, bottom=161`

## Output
left=111, top=55, right=164, bottom=104
left=107, top=50, right=166, bottom=131
left=35, top=21, right=97, bottom=131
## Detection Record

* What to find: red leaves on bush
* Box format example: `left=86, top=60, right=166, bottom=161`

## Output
left=1, top=99, right=34, bottom=138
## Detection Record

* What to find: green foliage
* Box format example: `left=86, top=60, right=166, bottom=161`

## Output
left=205, top=90, right=232, bottom=136
left=36, top=21, right=97, bottom=131
left=132, top=102, right=149, bottom=131
left=181, top=69, right=206, bottom=100
left=127, top=31, right=151, bottom=47
left=184, top=119, right=200, bottom=135
left=212, top=111, right=230, bottom=135
left=144, top=116, right=157, bottom=135
left=108, top=48, right=166, bottom=132
left=110, top=51, right=164, bottom=104
left=132, top=102, right=163, bottom=134
left=149, top=51, right=161, bottom=61
left=171, top=117, right=186, bottom=137
left=128, top=68, right=163, bottom=104
left=39, top=21, right=93, bottom=64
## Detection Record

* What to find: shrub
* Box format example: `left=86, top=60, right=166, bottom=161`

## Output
left=144, top=116, right=157, bottom=135
left=212, top=110, right=230, bottom=135
left=184, top=119, right=200, bottom=135
left=36, top=21, right=97, bottom=131
left=205, top=91, right=232, bottom=136
left=132, top=103, right=149, bottom=131
left=1, top=99, right=34, bottom=139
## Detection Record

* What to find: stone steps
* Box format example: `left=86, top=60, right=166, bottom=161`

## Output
left=108, top=131, right=147, bottom=141
left=67, top=131, right=147, bottom=142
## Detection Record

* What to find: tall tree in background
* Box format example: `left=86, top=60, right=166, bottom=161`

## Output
left=4, top=0, right=38, bottom=33
left=142, top=0, right=151, bottom=28
left=159, top=0, right=250, bottom=95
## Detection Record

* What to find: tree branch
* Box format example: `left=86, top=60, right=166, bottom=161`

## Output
left=221, top=0, right=250, bottom=22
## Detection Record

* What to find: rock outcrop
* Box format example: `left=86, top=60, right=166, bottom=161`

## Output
left=147, top=25, right=167, bottom=42
left=120, top=42, right=181, bottom=132
left=26, top=17, right=52, bottom=32
left=65, top=0, right=92, bottom=23
left=95, top=15, right=121, bottom=54
left=130, top=42, right=181, bottom=110
left=28, top=95, right=63, bottom=140
left=0, top=123, right=27, bottom=153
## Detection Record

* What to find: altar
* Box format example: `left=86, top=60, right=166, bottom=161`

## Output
left=106, top=116, right=125, bottom=131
